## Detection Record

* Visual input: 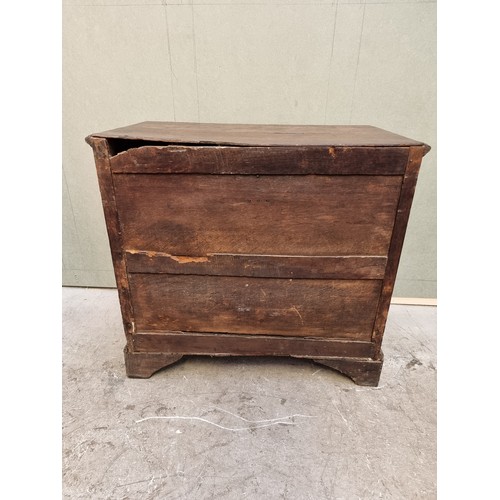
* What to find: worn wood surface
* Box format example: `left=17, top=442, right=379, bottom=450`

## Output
left=124, top=347, right=183, bottom=378
left=312, top=354, right=384, bottom=386
left=126, top=341, right=381, bottom=384
left=87, top=123, right=429, bottom=386
left=132, top=332, right=374, bottom=358
left=110, top=145, right=409, bottom=175
left=371, top=146, right=425, bottom=356
left=129, top=274, right=382, bottom=340
left=86, top=137, right=135, bottom=343
left=126, top=252, right=387, bottom=280
left=93, top=121, right=428, bottom=148
left=113, top=174, right=402, bottom=256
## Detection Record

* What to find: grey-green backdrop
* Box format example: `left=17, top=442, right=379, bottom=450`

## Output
left=63, top=0, right=436, bottom=298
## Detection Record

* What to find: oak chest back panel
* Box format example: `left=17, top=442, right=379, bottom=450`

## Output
left=87, top=122, right=429, bottom=386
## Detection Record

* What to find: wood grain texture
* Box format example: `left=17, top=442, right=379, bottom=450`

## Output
left=312, top=354, right=383, bottom=386
left=109, top=145, right=409, bottom=175
left=129, top=274, right=382, bottom=340
left=87, top=123, right=429, bottom=386
left=93, top=121, right=428, bottom=148
left=86, top=136, right=135, bottom=343
left=124, top=347, right=183, bottom=378
left=132, top=332, right=374, bottom=358
left=371, top=146, right=425, bottom=355
left=113, top=174, right=402, bottom=256
left=126, top=252, right=387, bottom=279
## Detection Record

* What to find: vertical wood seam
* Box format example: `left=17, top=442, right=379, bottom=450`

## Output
left=109, top=154, right=137, bottom=339
left=368, top=174, right=404, bottom=357
left=89, top=137, right=136, bottom=346
left=370, top=146, right=424, bottom=357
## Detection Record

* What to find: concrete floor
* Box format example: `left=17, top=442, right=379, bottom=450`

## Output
left=63, top=288, right=436, bottom=499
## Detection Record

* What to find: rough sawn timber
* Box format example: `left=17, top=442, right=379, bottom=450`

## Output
left=86, top=122, right=430, bottom=386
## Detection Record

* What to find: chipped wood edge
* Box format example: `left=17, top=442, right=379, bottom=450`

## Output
left=109, top=145, right=409, bottom=175
left=371, top=145, right=426, bottom=356
left=124, top=347, right=183, bottom=378
left=312, top=353, right=384, bottom=386
left=86, top=136, right=136, bottom=346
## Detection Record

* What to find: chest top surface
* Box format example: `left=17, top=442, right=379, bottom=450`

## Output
left=90, top=121, right=429, bottom=149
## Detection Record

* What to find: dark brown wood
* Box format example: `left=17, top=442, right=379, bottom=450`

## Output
left=129, top=274, right=382, bottom=340
left=124, top=347, right=183, bottom=378
left=132, top=332, right=374, bottom=358
left=312, top=354, right=384, bottom=386
left=113, top=174, right=402, bottom=256
left=110, top=145, right=409, bottom=175
left=86, top=137, right=135, bottom=343
left=93, top=121, right=426, bottom=148
left=371, top=146, right=426, bottom=356
left=126, top=252, right=387, bottom=279
left=86, top=122, right=429, bottom=386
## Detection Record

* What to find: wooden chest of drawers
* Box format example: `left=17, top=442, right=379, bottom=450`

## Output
left=86, top=122, right=429, bottom=386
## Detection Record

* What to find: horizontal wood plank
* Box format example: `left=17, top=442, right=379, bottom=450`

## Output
left=91, top=121, right=428, bottom=148
left=110, top=145, right=409, bottom=175
left=114, top=174, right=402, bottom=256
left=125, top=251, right=387, bottom=279
left=129, top=274, right=382, bottom=340
left=131, top=332, right=375, bottom=358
